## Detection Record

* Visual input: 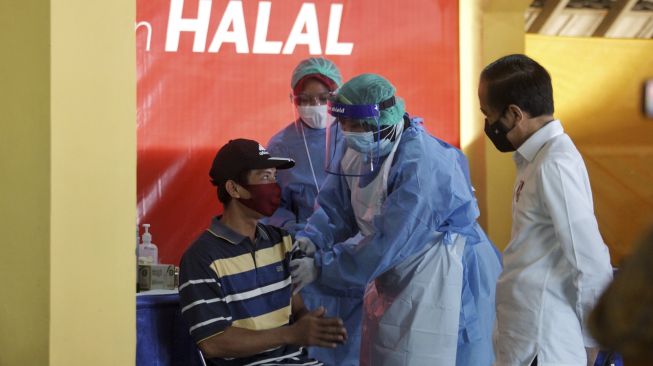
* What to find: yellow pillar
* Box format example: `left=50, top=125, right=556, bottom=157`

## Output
left=0, top=1, right=51, bottom=364
left=1, top=0, right=136, bottom=365
left=460, top=0, right=531, bottom=250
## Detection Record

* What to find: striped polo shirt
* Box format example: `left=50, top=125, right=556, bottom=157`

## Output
left=179, top=217, right=320, bottom=366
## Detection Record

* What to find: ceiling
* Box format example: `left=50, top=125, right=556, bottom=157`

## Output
left=526, top=0, right=653, bottom=38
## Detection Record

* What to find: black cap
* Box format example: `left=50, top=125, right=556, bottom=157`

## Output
left=209, top=139, right=295, bottom=186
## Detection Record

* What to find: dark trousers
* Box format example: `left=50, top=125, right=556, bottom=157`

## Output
left=531, top=357, right=538, bottom=366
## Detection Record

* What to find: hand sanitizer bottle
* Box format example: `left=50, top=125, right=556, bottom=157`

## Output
left=138, top=224, right=158, bottom=264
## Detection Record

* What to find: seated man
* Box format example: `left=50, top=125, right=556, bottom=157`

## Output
left=179, top=138, right=347, bottom=366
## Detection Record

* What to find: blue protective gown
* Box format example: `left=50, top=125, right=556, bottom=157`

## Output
left=298, top=119, right=502, bottom=366
left=265, top=121, right=364, bottom=366
left=266, top=122, right=326, bottom=234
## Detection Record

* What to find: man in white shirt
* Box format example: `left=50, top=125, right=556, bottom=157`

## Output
left=478, top=54, right=613, bottom=366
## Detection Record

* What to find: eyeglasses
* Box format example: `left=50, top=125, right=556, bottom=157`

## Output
left=291, top=92, right=334, bottom=106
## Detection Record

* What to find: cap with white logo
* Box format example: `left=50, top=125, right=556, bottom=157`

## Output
left=209, top=139, right=295, bottom=186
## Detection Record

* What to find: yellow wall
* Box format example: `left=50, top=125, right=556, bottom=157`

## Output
left=526, top=35, right=653, bottom=263
left=460, top=0, right=531, bottom=250
left=1, top=0, right=136, bottom=365
left=49, top=0, right=136, bottom=364
left=0, top=1, right=51, bottom=365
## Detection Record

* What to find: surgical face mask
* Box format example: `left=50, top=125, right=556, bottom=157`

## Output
left=484, top=117, right=515, bottom=152
left=341, top=124, right=395, bottom=155
left=341, top=130, right=374, bottom=153
left=237, top=183, right=281, bottom=217
left=297, top=105, right=334, bottom=129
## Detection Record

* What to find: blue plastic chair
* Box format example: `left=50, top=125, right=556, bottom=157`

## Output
left=594, top=350, right=623, bottom=366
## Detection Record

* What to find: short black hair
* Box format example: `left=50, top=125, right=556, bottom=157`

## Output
left=481, top=54, right=554, bottom=117
left=217, top=169, right=250, bottom=205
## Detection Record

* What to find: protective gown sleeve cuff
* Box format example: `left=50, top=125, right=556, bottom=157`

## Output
left=315, top=245, right=345, bottom=269
left=314, top=246, right=353, bottom=288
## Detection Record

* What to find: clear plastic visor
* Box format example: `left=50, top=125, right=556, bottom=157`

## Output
left=325, top=101, right=382, bottom=177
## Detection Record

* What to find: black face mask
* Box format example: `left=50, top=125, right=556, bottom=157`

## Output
left=484, top=117, right=515, bottom=152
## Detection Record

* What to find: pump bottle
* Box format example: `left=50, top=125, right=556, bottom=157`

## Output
left=138, top=224, right=158, bottom=264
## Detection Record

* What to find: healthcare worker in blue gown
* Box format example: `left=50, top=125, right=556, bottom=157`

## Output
left=265, top=57, right=364, bottom=366
left=290, top=73, right=502, bottom=366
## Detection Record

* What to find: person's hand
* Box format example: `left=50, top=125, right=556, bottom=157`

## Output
left=294, top=237, right=317, bottom=257
left=290, top=257, right=318, bottom=295
left=287, top=307, right=347, bottom=348
left=585, top=347, right=599, bottom=366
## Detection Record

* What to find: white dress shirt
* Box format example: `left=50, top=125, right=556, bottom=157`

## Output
left=493, top=120, right=613, bottom=366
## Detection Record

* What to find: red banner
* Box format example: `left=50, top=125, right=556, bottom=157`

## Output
left=136, top=0, right=459, bottom=265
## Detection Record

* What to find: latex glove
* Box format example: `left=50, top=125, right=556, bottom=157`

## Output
left=294, top=237, right=317, bottom=257
left=290, top=257, right=318, bottom=295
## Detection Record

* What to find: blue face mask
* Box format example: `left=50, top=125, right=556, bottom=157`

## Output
left=341, top=124, right=395, bottom=155
left=341, top=130, right=375, bottom=153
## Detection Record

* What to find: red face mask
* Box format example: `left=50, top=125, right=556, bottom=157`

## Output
left=238, top=183, right=281, bottom=217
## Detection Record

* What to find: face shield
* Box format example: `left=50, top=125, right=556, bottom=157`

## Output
left=325, top=96, right=396, bottom=177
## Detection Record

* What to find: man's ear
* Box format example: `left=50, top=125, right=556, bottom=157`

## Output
left=507, top=104, right=525, bottom=125
left=225, top=180, right=241, bottom=199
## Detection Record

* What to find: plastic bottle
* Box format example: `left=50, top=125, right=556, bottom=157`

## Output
left=136, top=224, right=140, bottom=291
left=138, top=224, right=158, bottom=264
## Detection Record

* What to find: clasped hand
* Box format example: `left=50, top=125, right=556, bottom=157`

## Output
left=288, top=306, right=347, bottom=348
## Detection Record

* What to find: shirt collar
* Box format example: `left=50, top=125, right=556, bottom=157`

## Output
left=207, top=216, right=270, bottom=245
left=515, top=120, right=563, bottom=163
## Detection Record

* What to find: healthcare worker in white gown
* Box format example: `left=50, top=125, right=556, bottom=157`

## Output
left=290, top=74, right=502, bottom=366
